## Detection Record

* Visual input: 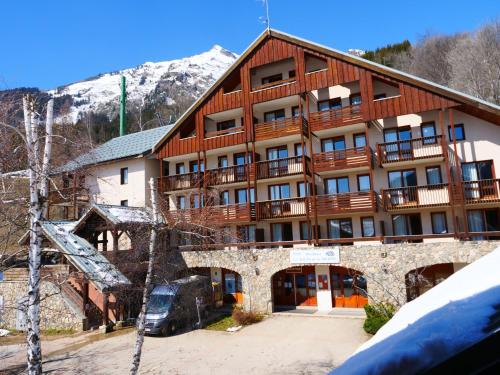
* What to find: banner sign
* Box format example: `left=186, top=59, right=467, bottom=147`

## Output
left=290, top=247, right=340, bottom=264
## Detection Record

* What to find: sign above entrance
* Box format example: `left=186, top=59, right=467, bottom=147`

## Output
left=290, top=247, right=340, bottom=264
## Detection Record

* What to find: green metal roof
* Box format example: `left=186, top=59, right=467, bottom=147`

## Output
left=60, top=125, right=172, bottom=172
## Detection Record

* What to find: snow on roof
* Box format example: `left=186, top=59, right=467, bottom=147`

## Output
left=41, top=221, right=130, bottom=292
left=332, top=247, right=500, bottom=375
left=93, top=204, right=155, bottom=225
left=59, top=125, right=173, bottom=172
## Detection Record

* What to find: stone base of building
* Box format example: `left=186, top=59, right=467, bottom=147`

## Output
left=174, top=241, right=499, bottom=313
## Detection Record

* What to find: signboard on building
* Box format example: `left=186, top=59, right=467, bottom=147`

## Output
left=290, top=247, right=341, bottom=264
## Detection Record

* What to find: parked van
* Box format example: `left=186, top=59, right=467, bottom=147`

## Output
left=144, top=275, right=212, bottom=336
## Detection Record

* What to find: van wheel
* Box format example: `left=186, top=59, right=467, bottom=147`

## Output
left=160, top=325, right=169, bottom=337
left=167, top=322, right=176, bottom=336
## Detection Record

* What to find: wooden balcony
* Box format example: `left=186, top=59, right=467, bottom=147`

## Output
left=257, top=156, right=311, bottom=180
left=205, top=164, right=254, bottom=186
left=257, top=197, right=308, bottom=220
left=313, top=146, right=372, bottom=173
left=252, top=77, right=296, bottom=92
left=159, top=172, right=203, bottom=192
left=166, top=203, right=255, bottom=224
left=462, top=179, right=500, bottom=205
left=204, top=126, right=244, bottom=139
left=377, top=135, right=445, bottom=166
left=308, top=105, right=363, bottom=132
left=382, top=183, right=451, bottom=211
left=48, top=186, right=89, bottom=205
left=255, top=116, right=308, bottom=141
left=314, top=191, right=377, bottom=215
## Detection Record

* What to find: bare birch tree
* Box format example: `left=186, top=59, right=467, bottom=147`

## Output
left=130, top=177, right=160, bottom=375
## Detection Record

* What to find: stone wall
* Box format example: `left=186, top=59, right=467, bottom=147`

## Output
left=178, top=241, right=500, bottom=313
left=0, top=280, right=84, bottom=331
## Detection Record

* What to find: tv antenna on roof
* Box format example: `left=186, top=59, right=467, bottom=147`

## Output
left=258, top=0, right=270, bottom=30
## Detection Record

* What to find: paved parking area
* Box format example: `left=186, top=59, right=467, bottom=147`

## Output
left=1, top=315, right=370, bottom=375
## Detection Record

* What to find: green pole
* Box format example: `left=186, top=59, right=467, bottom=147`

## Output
left=119, top=75, right=126, bottom=136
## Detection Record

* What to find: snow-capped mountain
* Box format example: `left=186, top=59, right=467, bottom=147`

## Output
left=46, top=45, right=238, bottom=123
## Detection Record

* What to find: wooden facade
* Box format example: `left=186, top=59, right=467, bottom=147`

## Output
left=154, top=29, right=500, bottom=246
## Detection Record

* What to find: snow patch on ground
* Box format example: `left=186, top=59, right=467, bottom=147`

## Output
left=333, top=247, right=500, bottom=375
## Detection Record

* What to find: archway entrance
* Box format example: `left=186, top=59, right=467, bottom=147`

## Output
left=189, top=267, right=243, bottom=306
left=405, top=263, right=466, bottom=301
left=272, top=266, right=317, bottom=308
left=330, top=266, right=368, bottom=308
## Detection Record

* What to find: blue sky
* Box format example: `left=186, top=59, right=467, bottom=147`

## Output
left=1, top=0, right=497, bottom=89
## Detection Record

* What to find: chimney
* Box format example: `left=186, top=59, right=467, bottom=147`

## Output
left=119, top=75, right=127, bottom=136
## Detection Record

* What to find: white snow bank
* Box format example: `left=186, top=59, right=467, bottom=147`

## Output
left=332, top=247, right=500, bottom=375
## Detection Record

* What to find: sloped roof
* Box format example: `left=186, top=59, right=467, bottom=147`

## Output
left=61, top=125, right=173, bottom=172
left=72, top=203, right=157, bottom=234
left=153, top=28, right=500, bottom=152
left=41, top=221, right=131, bottom=292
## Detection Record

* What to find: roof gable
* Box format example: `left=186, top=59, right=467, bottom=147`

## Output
left=153, top=29, right=500, bottom=153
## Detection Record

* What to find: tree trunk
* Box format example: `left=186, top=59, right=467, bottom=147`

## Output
left=40, top=99, right=54, bottom=218
left=130, top=177, right=160, bottom=375
left=23, top=96, right=43, bottom=375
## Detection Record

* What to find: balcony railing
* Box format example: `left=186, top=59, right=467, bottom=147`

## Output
left=382, top=183, right=451, bottom=211
left=159, top=172, right=203, bottom=192
left=257, top=197, right=308, bottom=220
left=204, top=126, right=244, bottom=139
left=252, top=77, right=296, bottom=92
left=308, top=105, right=363, bottom=132
left=377, top=135, right=445, bottom=166
left=257, top=155, right=310, bottom=180
left=205, top=164, right=253, bottom=186
left=166, top=203, right=255, bottom=223
left=313, top=146, right=372, bottom=173
left=48, top=186, right=89, bottom=205
left=314, top=191, right=377, bottom=215
left=462, top=179, right=500, bottom=205
left=255, top=116, right=308, bottom=141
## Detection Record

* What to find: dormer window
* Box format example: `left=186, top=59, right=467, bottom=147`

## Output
left=261, top=73, right=283, bottom=85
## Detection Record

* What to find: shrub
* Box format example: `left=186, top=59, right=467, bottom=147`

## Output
left=231, top=309, right=264, bottom=326
left=363, top=303, right=395, bottom=335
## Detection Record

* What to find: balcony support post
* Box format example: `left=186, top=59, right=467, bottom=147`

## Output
left=252, top=141, right=258, bottom=219
left=72, top=173, right=78, bottom=219
left=449, top=109, right=469, bottom=238
left=245, top=142, right=251, bottom=220
left=159, top=158, right=164, bottom=197
left=299, top=96, right=311, bottom=245
left=439, top=109, right=457, bottom=236
left=305, top=92, right=319, bottom=245
left=203, top=150, right=208, bottom=207
left=364, top=123, right=376, bottom=211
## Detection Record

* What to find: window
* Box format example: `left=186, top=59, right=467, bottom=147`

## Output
left=353, top=133, right=366, bottom=148
left=448, top=124, right=465, bottom=141
left=374, top=93, right=387, bottom=100
left=269, top=184, right=290, bottom=200
left=327, top=219, right=353, bottom=239
left=191, top=194, right=204, bottom=208
left=321, top=137, right=345, bottom=152
left=431, top=212, right=448, bottom=234
left=237, top=225, right=256, bottom=243
left=300, top=221, right=310, bottom=240
left=235, top=188, right=255, bottom=204
left=467, top=209, right=500, bottom=239
left=176, top=163, right=186, bottom=175
left=294, top=143, right=306, bottom=157
left=288, top=70, right=296, bottom=79
left=325, top=177, right=349, bottom=194
left=357, top=175, right=371, bottom=192
left=218, top=156, right=228, bottom=168
left=421, top=122, right=437, bottom=144
left=120, top=200, right=128, bottom=207
left=388, top=169, right=417, bottom=188
left=461, top=160, right=494, bottom=181
left=264, top=109, right=286, bottom=122
left=216, top=119, right=236, bottom=132
left=261, top=73, right=283, bottom=85
left=189, top=160, right=204, bottom=173
left=318, top=97, right=342, bottom=111
left=383, top=127, right=412, bottom=161
left=271, top=222, right=293, bottom=243
left=267, top=146, right=288, bottom=160
left=177, top=195, right=186, bottom=209
left=120, top=167, right=128, bottom=185
left=361, top=217, right=375, bottom=237
left=392, top=214, right=423, bottom=236
left=297, top=182, right=311, bottom=197
left=292, top=106, right=300, bottom=118
left=220, top=191, right=229, bottom=205
left=233, top=152, right=252, bottom=165
left=349, top=93, right=362, bottom=106
left=426, top=166, right=443, bottom=185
